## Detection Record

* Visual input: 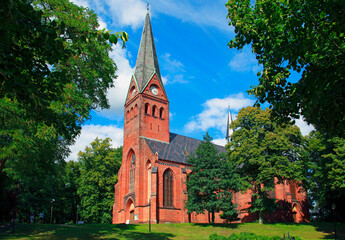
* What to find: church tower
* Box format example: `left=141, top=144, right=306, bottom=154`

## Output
left=124, top=11, right=169, bottom=144
left=113, top=11, right=169, bottom=224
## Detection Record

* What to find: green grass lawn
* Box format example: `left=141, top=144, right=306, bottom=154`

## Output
left=0, top=222, right=344, bottom=240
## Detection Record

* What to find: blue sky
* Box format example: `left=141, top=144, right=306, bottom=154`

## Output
left=68, top=0, right=314, bottom=160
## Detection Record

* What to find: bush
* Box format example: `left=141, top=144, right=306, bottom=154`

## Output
left=209, top=232, right=302, bottom=240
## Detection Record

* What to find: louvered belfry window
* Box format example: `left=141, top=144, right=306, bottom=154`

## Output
left=163, top=169, right=173, bottom=207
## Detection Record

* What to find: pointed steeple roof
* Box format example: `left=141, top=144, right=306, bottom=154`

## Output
left=134, top=12, right=162, bottom=92
left=226, top=106, right=234, bottom=142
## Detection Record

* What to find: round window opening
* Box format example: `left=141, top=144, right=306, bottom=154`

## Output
left=150, top=85, right=158, bottom=95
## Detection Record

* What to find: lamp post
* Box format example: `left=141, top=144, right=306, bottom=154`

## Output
left=149, top=199, right=151, bottom=232
left=76, top=204, right=79, bottom=224
left=332, top=204, right=337, bottom=240
left=50, top=199, right=55, bottom=224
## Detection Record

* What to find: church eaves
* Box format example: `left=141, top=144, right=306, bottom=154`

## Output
left=134, top=12, right=163, bottom=92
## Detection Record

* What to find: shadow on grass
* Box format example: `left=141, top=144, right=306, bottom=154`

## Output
left=192, top=223, right=240, bottom=229
left=0, top=223, right=175, bottom=240
left=308, top=222, right=345, bottom=240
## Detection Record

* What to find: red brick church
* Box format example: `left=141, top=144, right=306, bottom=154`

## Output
left=112, top=12, right=309, bottom=224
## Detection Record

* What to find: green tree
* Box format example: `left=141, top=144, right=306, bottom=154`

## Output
left=227, top=107, right=304, bottom=223
left=226, top=0, right=345, bottom=138
left=186, top=133, right=239, bottom=224
left=61, top=160, right=81, bottom=223
left=0, top=0, right=128, bottom=172
left=77, top=138, right=122, bottom=223
left=302, top=131, right=345, bottom=221
left=2, top=138, right=67, bottom=223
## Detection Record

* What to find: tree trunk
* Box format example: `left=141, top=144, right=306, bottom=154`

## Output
left=259, top=212, right=263, bottom=224
left=0, top=157, right=8, bottom=172
left=257, top=184, right=263, bottom=224
left=212, top=211, right=215, bottom=224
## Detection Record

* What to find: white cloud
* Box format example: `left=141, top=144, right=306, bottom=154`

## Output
left=184, top=93, right=255, bottom=133
left=97, top=44, right=134, bottom=119
left=161, top=53, right=184, bottom=72
left=154, top=0, right=230, bottom=31
left=229, top=47, right=260, bottom=73
left=70, top=0, right=89, bottom=8
left=97, top=17, right=108, bottom=30
left=161, top=53, right=189, bottom=85
left=104, top=0, right=147, bottom=29
left=68, top=124, right=123, bottom=161
left=294, top=118, right=315, bottom=136
left=212, top=138, right=227, bottom=147
left=71, top=0, right=146, bottom=30
left=72, top=0, right=230, bottom=31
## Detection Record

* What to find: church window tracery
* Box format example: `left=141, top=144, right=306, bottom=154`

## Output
left=128, top=151, right=136, bottom=193
left=163, top=169, right=173, bottom=207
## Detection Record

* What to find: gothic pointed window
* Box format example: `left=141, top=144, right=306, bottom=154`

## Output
left=163, top=169, right=173, bottom=207
left=129, top=153, right=135, bottom=193
left=290, top=181, right=297, bottom=200
left=147, top=161, right=152, bottom=203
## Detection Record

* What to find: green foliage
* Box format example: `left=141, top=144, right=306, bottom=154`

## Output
left=0, top=0, right=128, bottom=172
left=302, top=131, right=345, bottom=221
left=186, top=133, right=239, bottom=223
left=226, top=0, right=345, bottom=138
left=209, top=232, right=301, bottom=240
left=77, top=138, right=122, bottom=223
left=227, top=107, right=304, bottom=223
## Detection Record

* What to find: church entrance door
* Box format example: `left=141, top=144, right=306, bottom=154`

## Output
left=130, top=211, right=134, bottom=223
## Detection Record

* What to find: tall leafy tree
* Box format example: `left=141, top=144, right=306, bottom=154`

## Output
left=0, top=0, right=128, bottom=172
left=2, top=138, right=67, bottom=223
left=61, top=160, right=81, bottom=223
left=77, top=138, right=122, bottom=223
left=186, top=133, right=239, bottom=224
left=227, top=107, right=304, bottom=223
left=226, top=0, right=345, bottom=138
left=302, top=131, right=345, bottom=221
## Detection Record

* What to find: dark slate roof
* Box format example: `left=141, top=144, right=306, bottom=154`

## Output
left=134, top=13, right=164, bottom=92
left=144, top=133, right=226, bottom=164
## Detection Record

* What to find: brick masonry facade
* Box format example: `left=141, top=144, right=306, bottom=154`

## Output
left=112, top=12, right=309, bottom=225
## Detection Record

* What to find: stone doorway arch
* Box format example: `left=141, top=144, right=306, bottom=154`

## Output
left=125, top=198, right=135, bottom=224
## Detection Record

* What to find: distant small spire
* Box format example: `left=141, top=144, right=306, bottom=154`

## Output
left=147, top=0, right=149, bottom=13
left=226, top=105, right=234, bottom=143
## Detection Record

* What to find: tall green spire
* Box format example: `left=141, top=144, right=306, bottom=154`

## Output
left=134, top=12, right=162, bottom=92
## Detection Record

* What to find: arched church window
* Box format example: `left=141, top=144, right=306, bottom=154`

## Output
left=134, top=104, right=138, bottom=116
left=128, top=151, right=136, bottom=193
left=290, top=181, right=296, bottom=200
left=147, top=161, right=152, bottom=203
left=152, top=105, right=158, bottom=117
left=145, top=103, right=150, bottom=115
left=126, top=110, right=130, bottom=121
left=130, top=107, right=134, bottom=119
left=159, top=107, right=165, bottom=119
left=163, top=169, right=173, bottom=207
